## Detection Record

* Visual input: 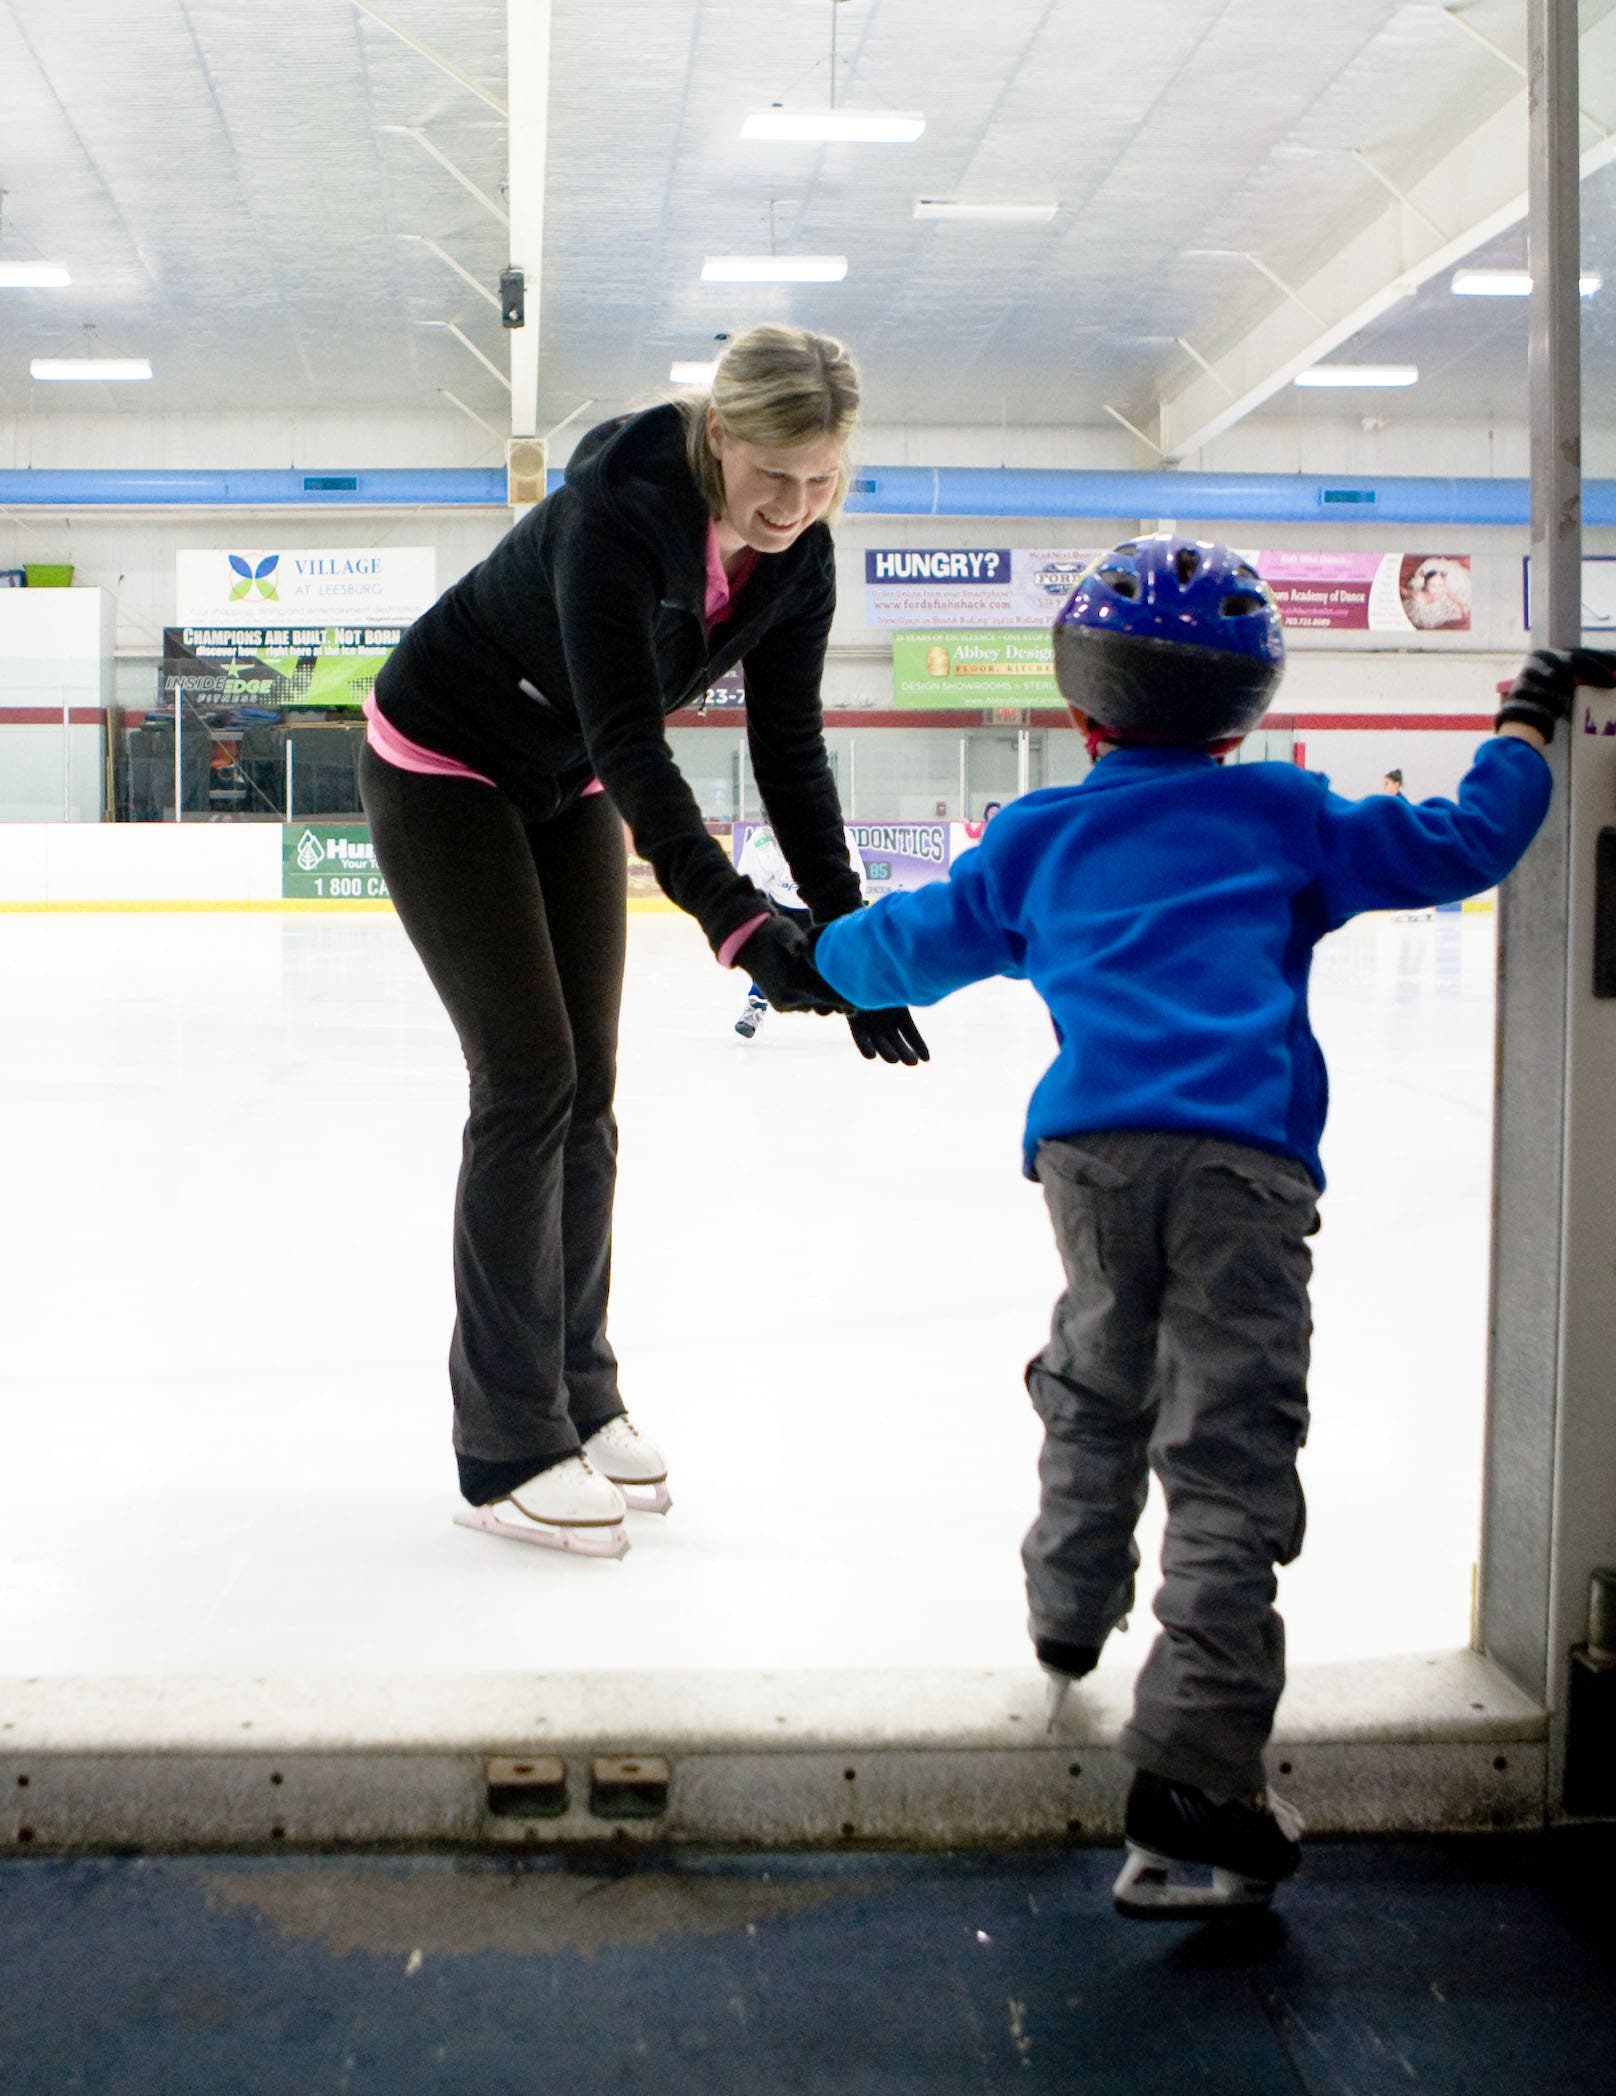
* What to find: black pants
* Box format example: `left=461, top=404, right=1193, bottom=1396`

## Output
left=359, top=745, right=628, bottom=1504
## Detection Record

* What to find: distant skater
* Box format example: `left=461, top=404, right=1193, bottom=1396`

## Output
left=810, top=531, right=1611, bottom=1917
left=360, top=325, right=926, bottom=1561
left=732, top=820, right=866, bottom=1038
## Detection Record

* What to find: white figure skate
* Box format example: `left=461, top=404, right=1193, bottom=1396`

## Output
left=734, top=995, right=767, bottom=1039
left=1113, top=1770, right=1303, bottom=1921
left=453, top=1453, right=629, bottom=1559
left=580, top=1415, right=672, bottom=1515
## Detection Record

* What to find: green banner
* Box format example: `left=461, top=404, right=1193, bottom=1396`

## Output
left=283, top=823, right=391, bottom=902
left=163, top=624, right=400, bottom=711
left=892, top=628, right=1064, bottom=708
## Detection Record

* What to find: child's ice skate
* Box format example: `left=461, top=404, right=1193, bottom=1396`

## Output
left=734, top=994, right=767, bottom=1039
left=580, top=1414, right=672, bottom=1515
left=1113, top=1769, right=1302, bottom=1921
left=453, top=1453, right=629, bottom=1559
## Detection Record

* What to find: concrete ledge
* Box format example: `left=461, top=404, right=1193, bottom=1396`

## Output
left=0, top=1652, right=1547, bottom=1852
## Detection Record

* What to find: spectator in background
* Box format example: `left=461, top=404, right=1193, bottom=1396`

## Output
left=1382, top=769, right=1406, bottom=798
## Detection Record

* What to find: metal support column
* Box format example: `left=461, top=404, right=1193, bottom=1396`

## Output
left=1481, top=0, right=1616, bottom=1812
left=505, top=0, right=551, bottom=445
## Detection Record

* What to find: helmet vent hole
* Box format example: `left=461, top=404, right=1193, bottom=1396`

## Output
left=1234, top=562, right=1260, bottom=582
left=1174, top=547, right=1201, bottom=585
left=1099, top=567, right=1139, bottom=599
left=1221, top=591, right=1266, bottom=617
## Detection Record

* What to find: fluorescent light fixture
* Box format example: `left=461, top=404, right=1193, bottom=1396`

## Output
left=669, top=360, right=720, bottom=385
left=700, top=254, right=848, bottom=283
left=30, top=357, right=153, bottom=382
left=741, top=108, right=924, bottom=143
left=0, top=261, right=71, bottom=289
left=1293, top=363, right=1418, bottom=388
left=913, top=199, right=1057, bottom=223
left=1450, top=267, right=1602, bottom=296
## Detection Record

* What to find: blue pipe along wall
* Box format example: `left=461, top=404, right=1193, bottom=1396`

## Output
left=0, top=465, right=1612, bottom=525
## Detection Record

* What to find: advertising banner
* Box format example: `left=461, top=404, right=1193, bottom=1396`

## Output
left=863, top=549, right=1017, bottom=627
left=891, top=629, right=1063, bottom=709
left=1258, top=552, right=1471, bottom=632
left=162, top=625, right=401, bottom=711
left=283, top=823, right=390, bottom=902
left=868, top=546, right=1472, bottom=635
left=846, top=819, right=951, bottom=891
left=730, top=820, right=950, bottom=894
left=176, top=547, right=435, bottom=627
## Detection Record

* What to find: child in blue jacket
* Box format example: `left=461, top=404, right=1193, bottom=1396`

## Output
left=811, top=532, right=1611, bottom=1918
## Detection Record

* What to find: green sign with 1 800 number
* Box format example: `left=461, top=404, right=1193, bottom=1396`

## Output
left=283, top=823, right=391, bottom=902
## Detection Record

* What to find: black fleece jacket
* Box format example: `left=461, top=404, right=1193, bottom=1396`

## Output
left=373, top=402, right=864, bottom=954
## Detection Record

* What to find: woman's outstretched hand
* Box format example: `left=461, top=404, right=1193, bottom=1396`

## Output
left=845, top=1008, right=930, bottom=1065
left=736, top=917, right=849, bottom=1014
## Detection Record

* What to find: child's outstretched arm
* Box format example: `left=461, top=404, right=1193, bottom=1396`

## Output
left=811, top=843, right=1021, bottom=1011
left=1311, top=648, right=1616, bottom=921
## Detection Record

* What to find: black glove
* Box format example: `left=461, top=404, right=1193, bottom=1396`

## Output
left=846, top=1008, right=931, bottom=1066
left=1496, top=647, right=1616, bottom=744
left=736, top=916, right=849, bottom=1014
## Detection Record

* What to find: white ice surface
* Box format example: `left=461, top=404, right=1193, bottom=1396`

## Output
left=0, top=906, right=1496, bottom=1676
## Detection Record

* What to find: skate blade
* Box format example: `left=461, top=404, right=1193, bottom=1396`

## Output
left=453, top=1505, right=630, bottom=1560
left=1112, top=1844, right=1277, bottom=1922
left=611, top=1478, right=672, bottom=1516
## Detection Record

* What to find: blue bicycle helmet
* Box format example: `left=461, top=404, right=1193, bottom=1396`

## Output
left=1053, top=534, right=1285, bottom=746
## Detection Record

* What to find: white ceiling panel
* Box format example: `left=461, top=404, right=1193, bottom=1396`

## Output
left=0, top=0, right=1612, bottom=448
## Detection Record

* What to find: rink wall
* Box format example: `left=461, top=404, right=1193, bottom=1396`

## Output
left=0, top=1654, right=1549, bottom=1852
left=0, top=823, right=289, bottom=909
left=0, top=811, right=1501, bottom=912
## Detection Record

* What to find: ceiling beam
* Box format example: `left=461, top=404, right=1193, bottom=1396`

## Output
left=1158, top=10, right=1616, bottom=463
left=350, top=1, right=507, bottom=116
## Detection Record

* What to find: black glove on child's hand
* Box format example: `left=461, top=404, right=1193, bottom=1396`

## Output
left=1496, top=647, right=1616, bottom=744
left=847, top=1008, right=931, bottom=1066
left=736, top=916, right=849, bottom=1014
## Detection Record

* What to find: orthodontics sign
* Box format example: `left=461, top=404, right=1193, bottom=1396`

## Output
left=176, top=547, right=436, bottom=627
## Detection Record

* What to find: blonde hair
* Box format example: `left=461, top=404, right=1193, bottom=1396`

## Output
left=675, top=324, right=861, bottom=522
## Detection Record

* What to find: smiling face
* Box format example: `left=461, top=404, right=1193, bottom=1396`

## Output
left=706, top=409, right=846, bottom=558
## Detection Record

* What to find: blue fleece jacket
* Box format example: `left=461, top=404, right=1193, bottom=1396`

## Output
left=813, top=738, right=1552, bottom=1186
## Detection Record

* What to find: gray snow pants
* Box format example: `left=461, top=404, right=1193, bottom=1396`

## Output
left=1025, top=1130, right=1318, bottom=1800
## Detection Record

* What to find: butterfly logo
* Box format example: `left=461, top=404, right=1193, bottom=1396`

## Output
left=228, top=554, right=280, bottom=602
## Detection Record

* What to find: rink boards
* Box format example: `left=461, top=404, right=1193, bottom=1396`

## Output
left=0, top=1654, right=1545, bottom=1852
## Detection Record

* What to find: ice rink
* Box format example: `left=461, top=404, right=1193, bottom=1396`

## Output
left=0, top=901, right=1499, bottom=1680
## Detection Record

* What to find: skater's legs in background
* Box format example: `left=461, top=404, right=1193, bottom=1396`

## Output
left=359, top=748, right=623, bottom=1504
left=1120, top=1141, right=1316, bottom=1802
left=1024, top=1136, right=1164, bottom=1658
left=735, top=906, right=807, bottom=1037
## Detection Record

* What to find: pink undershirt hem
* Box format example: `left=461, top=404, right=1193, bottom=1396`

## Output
left=718, top=912, right=771, bottom=969
left=363, top=524, right=753, bottom=807
left=363, top=691, right=605, bottom=797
